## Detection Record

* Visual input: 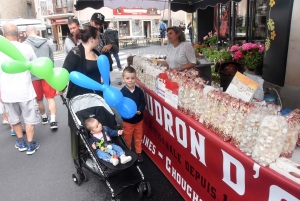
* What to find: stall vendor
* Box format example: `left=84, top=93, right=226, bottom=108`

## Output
left=157, top=26, right=196, bottom=71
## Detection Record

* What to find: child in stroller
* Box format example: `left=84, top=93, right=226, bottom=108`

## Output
left=85, top=117, right=132, bottom=166
left=62, top=93, right=151, bottom=199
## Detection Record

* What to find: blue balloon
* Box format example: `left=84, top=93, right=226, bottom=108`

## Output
left=68, top=55, right=137, bottom=119
left=116, top=97, right=137, bottom=119
left=103, top=86, right=123, bottom=107
left=69, top=71, right=104, bottom=91
left=97, top=55, right=110, bottom=87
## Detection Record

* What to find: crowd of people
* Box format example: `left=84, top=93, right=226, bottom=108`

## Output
left=0, top=12, right=146, bottom=166
left=0, top=13, right=195, bottom=168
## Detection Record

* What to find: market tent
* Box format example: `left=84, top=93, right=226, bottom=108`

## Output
left=74, top=0, right=242, bottom=12
left=171, top=0, right=242, bottom=13
left=74, top=0, right=168, bottom=11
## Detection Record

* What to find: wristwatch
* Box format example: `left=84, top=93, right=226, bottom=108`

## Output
left=178, top=66, right=183, bottom=71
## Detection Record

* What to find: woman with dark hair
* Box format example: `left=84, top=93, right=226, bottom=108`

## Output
left=157, top=26, right=196, bottom=71
left=60, top=26, right=104, bottom=162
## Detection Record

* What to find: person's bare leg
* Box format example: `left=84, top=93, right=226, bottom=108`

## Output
left=12, top=122, right=23, bottom=138
left=47, top=98, right=56, bottom=116
left=47, top=98, right=57, bottom=124
left=26, top=124, right=34, bottom=142
left=37, top=99, right=45, bottom=115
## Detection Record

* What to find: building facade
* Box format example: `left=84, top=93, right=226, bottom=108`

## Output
left=0, top=0, right=35, bottom=19
left=75, top=6, right=188, bottom=38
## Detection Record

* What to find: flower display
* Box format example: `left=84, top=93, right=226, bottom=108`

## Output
left=229, top=42, right=264, bottom=70
left=194, top=42, right=205, bottom=53
left=203, top=31, right=218, bottom=47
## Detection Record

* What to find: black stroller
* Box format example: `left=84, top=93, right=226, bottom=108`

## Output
left=61, top=93, right=151, bottom=200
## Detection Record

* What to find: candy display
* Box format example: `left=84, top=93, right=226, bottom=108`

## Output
left=215, top=94, right=231, bottom=136
left=132, top=55, right=300, bottom=168
left=221, top=97, right=240, bottom=141
left=281, top=110, right=300, bottom=158
left=252, top=115, right=288, bottom=166
left=239, top=105, right=269, bottom=156
left=231, top=101, right=253, bottom=147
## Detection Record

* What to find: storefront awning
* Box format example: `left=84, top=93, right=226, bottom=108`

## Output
left=42, top=13, right=75, bottom=19
left=0, top=18, right=46, bottom=31
left=75, top=0, right=242, bottom=12
left=17, top=24, right=46, bottom=32
left=171, top=0, right=242, bottom=13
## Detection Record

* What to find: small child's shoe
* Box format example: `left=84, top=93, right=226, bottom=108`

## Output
left=120, top=155, right=132, bottom=164
left=11, top=129, right=16, bottom=136
left=110, top=158, right=119, bottom=166
left=137, top=153, right=143, bottom=163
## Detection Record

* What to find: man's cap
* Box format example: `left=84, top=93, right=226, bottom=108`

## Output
left=91, top=13, right=105, bottom=24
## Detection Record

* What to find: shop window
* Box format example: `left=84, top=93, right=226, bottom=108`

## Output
left=251, top=0, right=267, bottom=42
left=119, top=21, right=130, bottom=37
left=27, top=3, right=32, bottom=17
left=235, top=0, right=247, bottom=37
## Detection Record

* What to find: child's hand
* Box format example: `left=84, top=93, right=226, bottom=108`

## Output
left=136, top=111, right=141, bottom=115
left=117, top=130, right=123, bottom=135
left=92, top=142, right=97, bottom=149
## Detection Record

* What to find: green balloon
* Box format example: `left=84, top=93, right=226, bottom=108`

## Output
left=30, top=57, right=53, bottom=79
left=46, top=68, right=69, bottom=91
left=0, top=36, right=27, bottom=62
left=1, top=60, right=29, bottom=73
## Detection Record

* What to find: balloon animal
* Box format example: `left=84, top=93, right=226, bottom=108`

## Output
left=69, top=55, right=137, bottom=119
left=0, top=36, right=69, bottom=91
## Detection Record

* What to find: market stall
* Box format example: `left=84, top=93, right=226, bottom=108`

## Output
left=131, top=56, right=300, bottom=201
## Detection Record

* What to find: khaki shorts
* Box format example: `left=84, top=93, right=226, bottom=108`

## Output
left=4, top=99, right=41, bottom=125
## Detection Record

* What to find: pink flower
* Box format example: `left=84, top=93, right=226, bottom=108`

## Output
left=203, top=36, right=208, bottom=40
left=251, top=43, right=259, bottom=49
left=208, top=31, right=212, bottom=37
left=259, top=44, right=265, bottom=53
left=230, top=45, right=240, bottom=52
left=242, top=43, right=252, bottom=51
left=233, top=51, right=244, bottom=60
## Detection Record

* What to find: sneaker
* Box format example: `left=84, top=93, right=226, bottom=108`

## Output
left=50, top=122, right=58, bottom=130
left=110, top=158, right=119, bottom=166
left=120, top=155, right=132, bottom=164
left=118, top=67, right=123, bottom=71
left=11, top=129, right=16, bottom=136
left=137, top=153, right=143, bottom=163
left=3, top=119, right=9, bottom=125
left=15, top=139, right=27, bottom=152
left=42, top=116, right=48, bottom=124
left=26, top=141, right=40, bottom=155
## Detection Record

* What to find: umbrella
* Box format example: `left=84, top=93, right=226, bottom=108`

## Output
left=75, top=0, right=242, bottom=12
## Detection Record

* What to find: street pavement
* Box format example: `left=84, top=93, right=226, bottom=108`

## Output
left=0, top=44, right=184, bottom=201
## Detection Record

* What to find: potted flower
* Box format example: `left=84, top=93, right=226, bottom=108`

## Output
left=203, top=31, right=218, bottom=47
left=230, top=43, right=264, bottom=75
left=194, top=42, right=206, bottom=58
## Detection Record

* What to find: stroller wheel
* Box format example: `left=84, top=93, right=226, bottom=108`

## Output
left=80, top=171, right=88, bottom=182
left=146, top=182, right=151, bottom=197
left=72, top=173, right=82, bottom=186
left=137, top=182, right=144, bottom=198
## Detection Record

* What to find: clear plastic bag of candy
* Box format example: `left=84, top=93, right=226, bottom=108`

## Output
left=252, top=115, right=288, bottom=166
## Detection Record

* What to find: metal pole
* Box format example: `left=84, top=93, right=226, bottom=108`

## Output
left=217, top=4, right=220, bottom=51
left=231, top=1, right=236, bottom=44
left=168, top=0, right=171, bottom=27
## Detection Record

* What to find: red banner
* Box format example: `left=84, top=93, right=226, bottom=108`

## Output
left=137, top=80, right=300, bottom=201
left=113, top=7, right=160, bottom=16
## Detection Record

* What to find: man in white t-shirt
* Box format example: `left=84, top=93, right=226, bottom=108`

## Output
left=0, top=23, right=41, bottom=155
